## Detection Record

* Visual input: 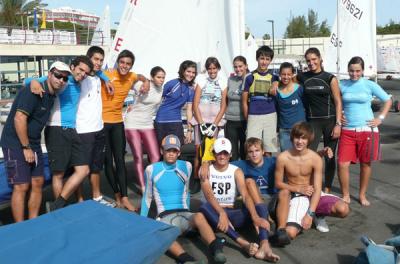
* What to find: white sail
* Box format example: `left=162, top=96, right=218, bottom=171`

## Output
left=91, top=5, right=111, bottom=47
left=244, top=34, right=258, bottom=71
left=106, top=0, right=246, bottom=79
left=325, top=0, right=377, bottom=78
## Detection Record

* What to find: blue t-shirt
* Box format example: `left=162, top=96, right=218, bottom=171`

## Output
left=141, top=160, right=192, bottom=217
left=232, top=157, right=277, bottom=195
left=276, top=84, right=306, bottom=129
left=0, top=82, right=55, bottom=152
left=24, top=71, right=108, bottom=128
left=25, top=75, right=80, bottom=128
left=244, top=70, right=279, bottom=115
left=340, top=78, right=390, bottom=128
left=155, top=78, right=195, bottom=123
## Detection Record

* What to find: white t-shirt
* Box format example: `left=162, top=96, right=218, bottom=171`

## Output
left=76, top=75, right=103, bottom=134
left=207, top=164, right=238, bottom=207
left=124, top=82, right=163, bottom=129
left=191, top=74, right=227, bottom=125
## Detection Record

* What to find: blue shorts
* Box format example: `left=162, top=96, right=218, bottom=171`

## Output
left=2, top=147, right=44, bottom=185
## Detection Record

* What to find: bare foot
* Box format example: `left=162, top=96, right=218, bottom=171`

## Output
left=342, top=195, right=351, bottom=204
left=255, top=250, right=280, bottom=262
left=121, top=197, right=137, bottom=212
left=115, top=193, right=122, bottom=208
left=243, top=242, right=259, bottom=257
left=255, top=243, right=280, bottom=262
left=359, top=196, right=370, bottom=207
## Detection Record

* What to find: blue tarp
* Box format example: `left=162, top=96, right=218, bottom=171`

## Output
left=0, top=201, right=179, bottom=264
left=0, top=155, right=51, bottom=206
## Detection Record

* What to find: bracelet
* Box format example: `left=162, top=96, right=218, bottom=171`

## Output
left=335, top=121, right=342, bottom=127
left=306, top=209, right=315, bottom=217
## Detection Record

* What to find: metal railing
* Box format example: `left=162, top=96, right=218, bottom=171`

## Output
left=0, top=26, right=107, bottom=46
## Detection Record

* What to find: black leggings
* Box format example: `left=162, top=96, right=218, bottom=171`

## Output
left=225, top=120, right=247, bottom=161
left=308, top=117, right=338, bottom=189
left=104, top=122, right=128, bottom=197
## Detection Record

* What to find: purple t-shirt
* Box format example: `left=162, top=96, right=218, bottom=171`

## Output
left=244, top=70, right=278, bottom=115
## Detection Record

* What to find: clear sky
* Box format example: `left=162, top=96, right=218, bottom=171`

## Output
left=46, top=0, right=400, bottom=38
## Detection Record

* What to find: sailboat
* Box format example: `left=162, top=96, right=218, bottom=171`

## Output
left=106, top=0, right=246, bottom=78
left=91, top=5, right=112, bottom=47
left=325, top=0, right=377, bottom=79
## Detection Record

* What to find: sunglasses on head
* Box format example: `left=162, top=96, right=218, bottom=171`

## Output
left=52, top=71, right=69, bottom=82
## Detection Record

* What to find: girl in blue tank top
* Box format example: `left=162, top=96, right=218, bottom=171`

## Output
left=276, top=62, right=306, bottom=151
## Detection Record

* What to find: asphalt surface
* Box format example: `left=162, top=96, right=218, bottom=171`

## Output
left=0, top=80, right=399, bottom=264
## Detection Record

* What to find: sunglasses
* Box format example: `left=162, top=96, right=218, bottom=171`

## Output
left=52, top=71, right=69, bottom=82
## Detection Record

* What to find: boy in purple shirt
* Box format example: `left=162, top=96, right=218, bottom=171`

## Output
left=241, top=46, right=279, bottom=156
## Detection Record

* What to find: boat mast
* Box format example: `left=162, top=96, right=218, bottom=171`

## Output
left=336, top=0, right=340, bottom=80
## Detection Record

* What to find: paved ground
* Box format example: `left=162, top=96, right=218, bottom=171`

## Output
left=0, top=80, right=399, bottom=264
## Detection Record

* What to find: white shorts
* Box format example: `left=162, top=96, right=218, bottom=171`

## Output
left=286, top=194, right=310, bottom=229
left=157, top=211, right=194, bottom=234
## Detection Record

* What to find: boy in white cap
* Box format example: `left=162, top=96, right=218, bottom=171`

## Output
left=194, top=137, right=280, bottom=262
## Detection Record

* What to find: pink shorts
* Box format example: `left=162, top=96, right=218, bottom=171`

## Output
left=338, top=128, right=381, bottom=164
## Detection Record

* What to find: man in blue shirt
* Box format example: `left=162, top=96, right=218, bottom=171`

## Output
left=0, top=61, right=70, bottom=222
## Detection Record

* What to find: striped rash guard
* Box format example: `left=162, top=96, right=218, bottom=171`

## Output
left=141, top=160, right=192, bottom=217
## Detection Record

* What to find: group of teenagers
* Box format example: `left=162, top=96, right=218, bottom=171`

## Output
left=0, top=43, right=392, bottom=263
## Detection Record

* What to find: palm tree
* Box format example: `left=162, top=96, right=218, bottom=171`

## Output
left=0, top=0, right=47, bottom=27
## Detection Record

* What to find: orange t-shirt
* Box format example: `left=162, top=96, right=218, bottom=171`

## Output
left=102, top=69, right=138, bottom=123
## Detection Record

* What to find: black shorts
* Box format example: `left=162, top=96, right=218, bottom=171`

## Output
left=154, top=121, right=184, bottom=146
left=45, top=126, right=89, bottom=173
left=78, top=129, right=105, bottom=173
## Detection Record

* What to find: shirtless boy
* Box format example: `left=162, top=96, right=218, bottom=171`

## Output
left=273, top=122, right=349, bottom=245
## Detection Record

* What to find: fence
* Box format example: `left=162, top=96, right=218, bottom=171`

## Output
left=0, top=27, right=106, bottom=46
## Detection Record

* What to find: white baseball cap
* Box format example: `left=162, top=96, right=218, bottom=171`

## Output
left=213, top=137, right=232, bottom=154
left=49, top=61, right=71, bottom=74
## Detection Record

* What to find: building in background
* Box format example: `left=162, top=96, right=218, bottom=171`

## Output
left=45, top=6, right=99, bottom=29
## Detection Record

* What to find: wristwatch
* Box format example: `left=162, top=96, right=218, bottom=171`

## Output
left=378, top=115, right=385, bottom=121
left=307, top=209, right=315, bottom=217
left=22, top=144, right=31, bottom=150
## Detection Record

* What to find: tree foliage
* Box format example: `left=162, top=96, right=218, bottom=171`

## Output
left=284, top=9, right=331, bottom=38
left=377, top=20, right=400, bottom=34
left=0, top=0, right=47, bottom=26
left=262, top=33, right=270, bottom=40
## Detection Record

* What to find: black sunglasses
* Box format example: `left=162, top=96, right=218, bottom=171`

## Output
left=52, top=71, right=69, bottom=82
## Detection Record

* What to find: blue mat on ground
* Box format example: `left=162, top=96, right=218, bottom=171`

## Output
left=0, top=155, right=51, bottom=206
left=0, top=201, right=180, bottom=264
